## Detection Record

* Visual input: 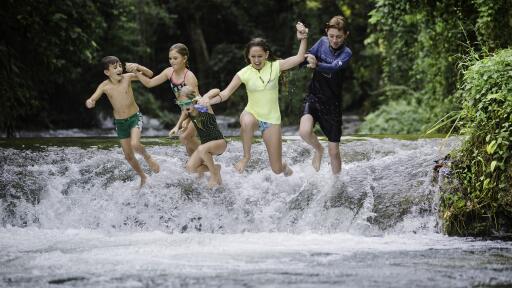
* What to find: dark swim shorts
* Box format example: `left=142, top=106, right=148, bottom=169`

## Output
left=302, top=95, right=342, bottom=142
left=114, top=111, right=143, bottom=139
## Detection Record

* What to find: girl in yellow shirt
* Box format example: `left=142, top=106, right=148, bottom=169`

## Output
left=200, top=22, right=308, bottom=176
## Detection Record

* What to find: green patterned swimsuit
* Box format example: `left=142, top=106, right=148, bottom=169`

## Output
left=189, top=111, right=224, bottom=144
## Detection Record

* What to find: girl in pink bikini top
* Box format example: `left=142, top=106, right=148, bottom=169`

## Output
left=168, top=68, right=189, bottom=98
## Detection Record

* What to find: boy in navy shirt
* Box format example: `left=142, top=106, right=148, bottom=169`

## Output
left=298, top=15, right=352, bottom=175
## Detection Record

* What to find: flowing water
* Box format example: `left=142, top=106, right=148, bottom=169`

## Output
left=1, top=137, right=511, bottom=287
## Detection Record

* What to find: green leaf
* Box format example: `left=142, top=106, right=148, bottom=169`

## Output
left=490, top=160, right=497, bottom=172
left=483, top=178, right=490, bottom=188
left=486, top=140, right=497, bottom=154
left=52, top=13, right=67, bottom=21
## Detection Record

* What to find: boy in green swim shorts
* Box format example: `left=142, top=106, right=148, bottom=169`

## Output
left=86, top=56, right=160, bottom=188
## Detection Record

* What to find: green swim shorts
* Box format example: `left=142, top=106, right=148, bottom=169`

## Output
left=114, top=112, right=143, bottom=139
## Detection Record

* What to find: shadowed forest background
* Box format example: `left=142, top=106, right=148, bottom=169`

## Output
left=0, top=0, right=511, bottom=137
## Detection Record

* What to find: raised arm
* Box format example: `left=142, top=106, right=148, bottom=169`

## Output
left=300, top=37, right=322, bottom=68
left=85, top=82, right=105, bottom=108
left=279, top=22, right=308, bottom=71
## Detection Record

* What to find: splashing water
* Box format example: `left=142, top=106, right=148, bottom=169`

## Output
left=1, top=137, right=512, bottom=287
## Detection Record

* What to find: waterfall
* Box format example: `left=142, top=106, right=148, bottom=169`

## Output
left=0, top=137, right=461, bottom=235
left=3, top=137, right=512, bottom=288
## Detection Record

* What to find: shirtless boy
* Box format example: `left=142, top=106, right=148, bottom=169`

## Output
left=86, top=56, right=160, bottom=187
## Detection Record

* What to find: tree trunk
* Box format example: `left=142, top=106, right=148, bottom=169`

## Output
left=185, top=14, right=210, bottom=87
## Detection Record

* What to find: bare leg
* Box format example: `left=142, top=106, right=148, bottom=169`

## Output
left=208, top=164, right=222, bottom=188
left=186, top=140, right=227, bottom=187
left=130, top=127, right=160, bottom=173
left=120, top=138, right=147, bottom=188
left=328, top=141, right=342, bottom=175
left=235, top=111, right=258, bottom=173
left=281, top=161, right=293, bottom=177
left=299, top=114, right=324, bottom=171
left=262, top=124, right=292, bottom=176
left=191, top=164, right=209, bottom=173
left=187, top=161, right=207, bottom=179
left=180, top=122, right=200, bottom=156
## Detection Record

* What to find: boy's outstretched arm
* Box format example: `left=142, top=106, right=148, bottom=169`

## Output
left=85, top=83, right=105, bottom=108
left=279, top=22, right=308, bottom=71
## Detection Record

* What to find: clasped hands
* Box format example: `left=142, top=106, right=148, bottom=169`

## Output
left=125, top=63, right=140, bottom=73
left=296, top=22, right=308, bottom=40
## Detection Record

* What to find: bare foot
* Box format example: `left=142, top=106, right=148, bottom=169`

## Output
left=146, top=156, right=160, bottom=173
left=283, top=162, right=293, bottom=177
left=139, top=174, right=147, bottom=188
left=234, top=157, right=249, bottom=173
left=208, top=164, right=222, bottom=188
left=312, top=146, right=324, bottom=172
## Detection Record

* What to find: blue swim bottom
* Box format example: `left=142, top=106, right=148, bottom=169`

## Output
left=258, top=120, right=271, bottom=135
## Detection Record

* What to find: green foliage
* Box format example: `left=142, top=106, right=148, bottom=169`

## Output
left=280, top=68, right=311, bottom=125
left=473, top=0, right=512, bottom=51
left=0, top=0, right=372, bottom=134
left=97, top=0, right=171, bottom=62
left=361, top=0, right=512, bottom=134
left=441, top=48, right=512, bottom=236
left=359, top=98, right=432, bottom=134
left=0, top=0, right=174, bottom=135
left=0, top=0, right=105, bottom=135
left=145, top=0, right=371, bottom=126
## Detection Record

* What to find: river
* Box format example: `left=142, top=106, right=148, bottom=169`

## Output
left=1, top=136, right=511, bottom=287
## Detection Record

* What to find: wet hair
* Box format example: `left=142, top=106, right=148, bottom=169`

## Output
left=178, top=86, right=196, bottom=100
left=101, top=56, right=120, bottom=70
left=325, top=15, right=348, bottom=33
left=169, top=43, right=189, bottom=66
left=244, top=38, right=278, bottom=64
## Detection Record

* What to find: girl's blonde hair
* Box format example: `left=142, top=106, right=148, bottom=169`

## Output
left=178, top=86, right=195, bottom=100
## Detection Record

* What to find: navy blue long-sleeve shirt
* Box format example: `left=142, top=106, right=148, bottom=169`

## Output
left=306, top=36, right=352, bottom=104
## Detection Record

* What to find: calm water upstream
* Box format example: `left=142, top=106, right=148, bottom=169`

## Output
left=1, top=137, right=511, bottom=287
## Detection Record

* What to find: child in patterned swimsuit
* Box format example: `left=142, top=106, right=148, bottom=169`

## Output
left=177, top=86, right=227, bottom=188
left=134, top=43, right=201, bottom=156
